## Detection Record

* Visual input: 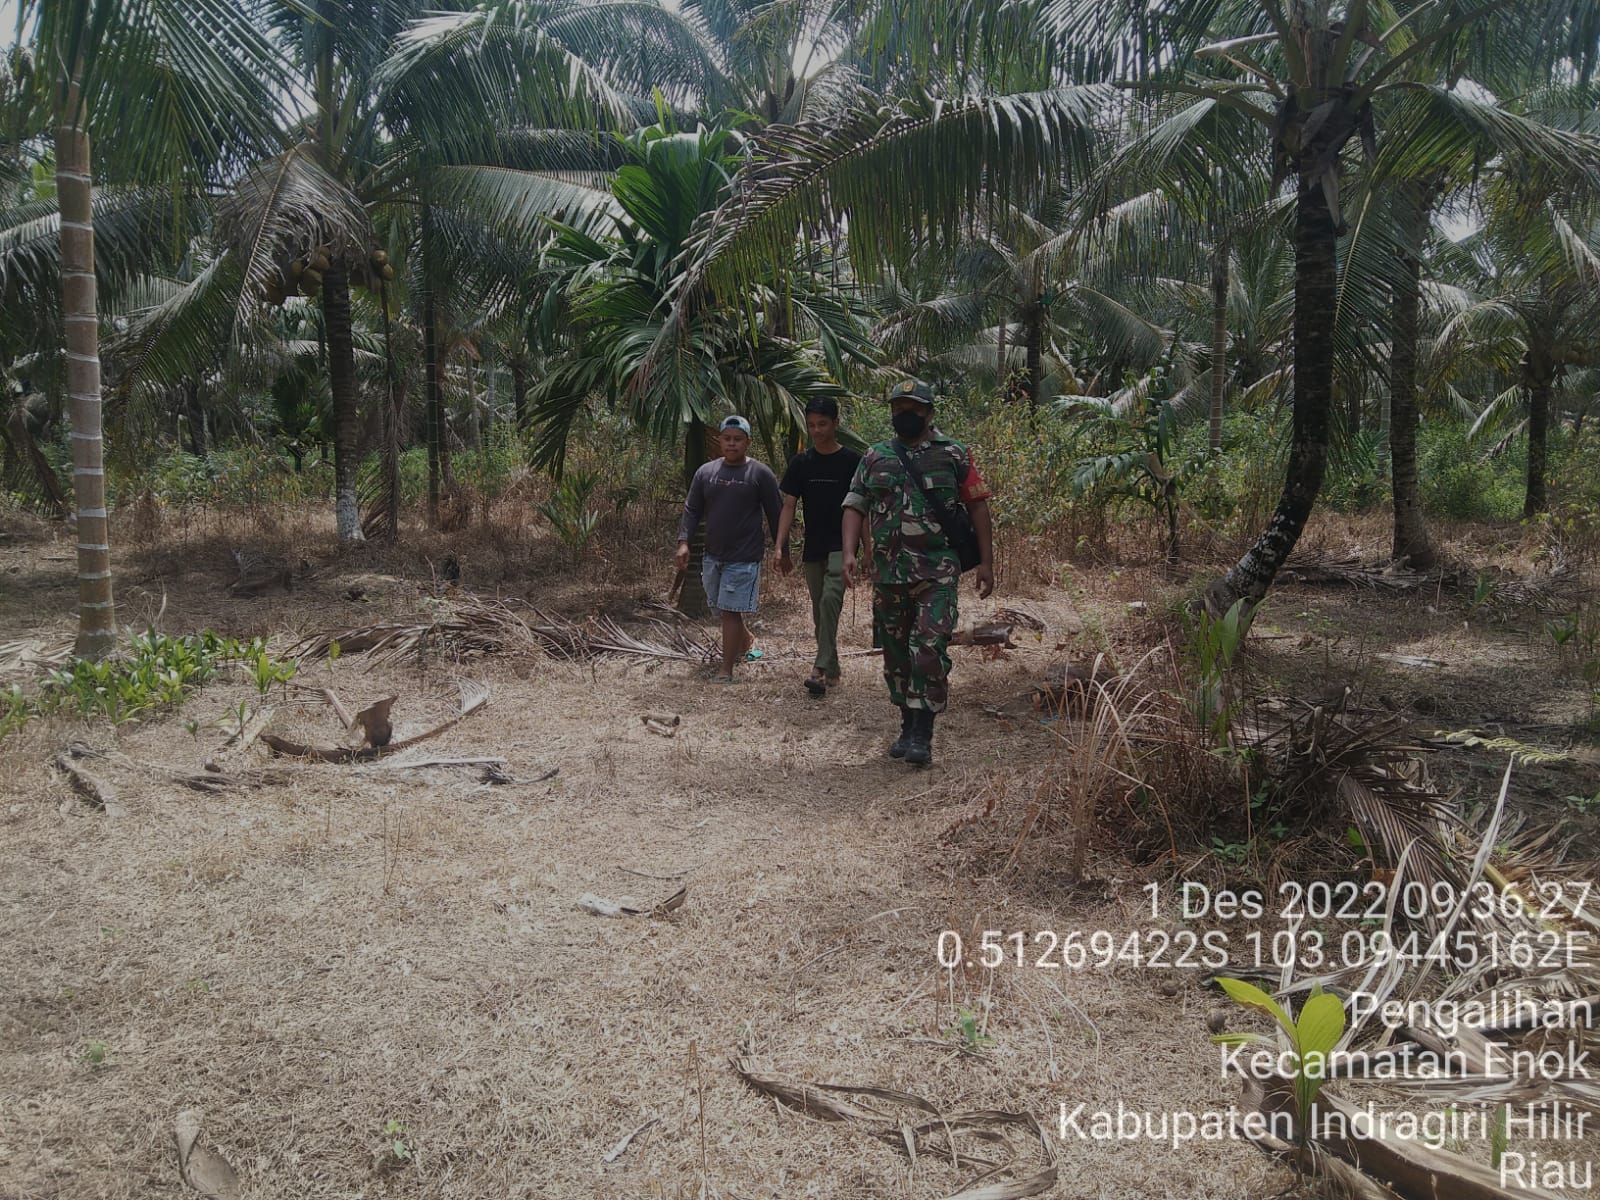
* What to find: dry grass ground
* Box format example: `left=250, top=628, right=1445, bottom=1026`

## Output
left=2, top=501, right=1598, bottom=1199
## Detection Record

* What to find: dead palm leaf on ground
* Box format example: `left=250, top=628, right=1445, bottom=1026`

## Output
left=733, top=1059, right=1057, bottom=1200
left=292, top=594, right=716, bottom=667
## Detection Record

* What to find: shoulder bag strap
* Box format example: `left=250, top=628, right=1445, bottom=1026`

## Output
left=890, top=440, right=961, bottom=530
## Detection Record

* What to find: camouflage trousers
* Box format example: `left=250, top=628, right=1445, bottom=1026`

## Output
left=873, top=580, right=958, bottom=712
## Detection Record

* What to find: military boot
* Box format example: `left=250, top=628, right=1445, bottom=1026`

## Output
left=904, top=709, right=935, bottom=766
left=888, top=706, right=916, bottom=758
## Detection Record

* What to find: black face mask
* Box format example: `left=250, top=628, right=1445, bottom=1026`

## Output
left=891, top=409, right=928, bottom=441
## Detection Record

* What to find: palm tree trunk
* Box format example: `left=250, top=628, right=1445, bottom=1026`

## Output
left=323, top=258, right=364, bottom=542
left=378, top=276, right=400, bottom=542
left=1525, top=371, right=1552, bottom=518
left=511, top=358, right=528, bottom=427
left=55, top=78, right=116, bottom=658
left=1206, top=153, right=1336, bottom=615
left=1023, top=301, right=1043, bottom=407
left=512, top=360, right=531, bottom=428
left=424, top=286, right=442, bottom=523
left=1209, top=239, right=1228, bottom=452
left=1389, top=191, right=1435, bottom=568
left=184, top=379, right=207, bottom=456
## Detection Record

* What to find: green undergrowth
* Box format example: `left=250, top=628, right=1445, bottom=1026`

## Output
left=1, top=631, right=296, bottom=739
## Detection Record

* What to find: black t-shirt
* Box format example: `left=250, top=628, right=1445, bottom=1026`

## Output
left=780, top=445, right=863, bottom=562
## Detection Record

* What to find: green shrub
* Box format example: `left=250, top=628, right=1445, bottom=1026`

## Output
left=1179, top=410, right=1289, bottom=534
left=1418, top=421, right=1523, bottom=521
left=1, top=631, right=294, bottom=739
left=115, top=448, right=330, bottom=508
left=1318, top=428, right=1390, bottom=513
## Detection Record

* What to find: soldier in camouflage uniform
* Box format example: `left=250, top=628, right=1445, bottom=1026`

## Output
left=842, top=380, right=994, bottom=765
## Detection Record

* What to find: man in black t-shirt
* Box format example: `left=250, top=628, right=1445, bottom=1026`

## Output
left=774, top=398, right=863, bottom=696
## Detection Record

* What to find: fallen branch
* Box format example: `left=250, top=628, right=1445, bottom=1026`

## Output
left=732, top=1059, right=1056, bottom=1198
left=602, top=1116, right=659, bottom=1165
left=576, top=885, right=687, bottom=919
left=374, top=756, right=505, bottom=771
left=317, top=688, right=356, bottom=730
left=262, top=681, right=489, bottom=764
left=170, top=768, right=288, bottom=792
left=54, top=749, right=122, bottom=815
left=641, top=712, right=679, bottom=738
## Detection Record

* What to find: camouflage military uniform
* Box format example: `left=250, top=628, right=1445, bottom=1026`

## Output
left=843, top=434, right=988, bottom=713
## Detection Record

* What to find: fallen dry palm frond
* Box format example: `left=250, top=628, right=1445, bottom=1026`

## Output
left=0, top=637, right=73, bottom=679
left=1282, top=550, right=1583, bottom=614
left=1281, top=552, right=1431, bottom=591
left=291, top=595, right=716, bottom=668
left=1236, top=706, right=1463, bottom=927
left=732, top=1059, right=1056, bottom=1200
left=583, top=614, right=718, bottom=662
left=1218, top=762, right=1600, bottom=1200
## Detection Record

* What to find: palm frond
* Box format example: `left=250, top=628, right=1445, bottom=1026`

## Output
left=215, top=146, right=372, bottom=315
left=692, top=85, right=1113, bottom=294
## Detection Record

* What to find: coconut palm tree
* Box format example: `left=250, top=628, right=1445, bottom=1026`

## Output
left=681, top=0, right=1600, bottom=611
left=1303, top=64, right=1600, bottom=568
left=122, top=0, right=721, bottom=542
left=24, top=0, right=285, bottom=656
left=1439, top=180, right=1600, bottom=517
left=868, top=188, right=1172, bottom=406
left=1084, top=0, right=1600, bottom=610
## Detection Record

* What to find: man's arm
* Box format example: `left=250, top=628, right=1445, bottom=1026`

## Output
left=968, top=497, right=994, bottom=599
left=761, top=465, right=783, bottom=544
left=773, top=494, right=799, bottom=575
left=841, top=451, right=872, bottom=588
left=841, top=506, right=865, bottom=588
left=674, top=467, right=705, bottom=570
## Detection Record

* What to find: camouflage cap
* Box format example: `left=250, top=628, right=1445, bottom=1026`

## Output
left=886, top=379, right=936, bottom=405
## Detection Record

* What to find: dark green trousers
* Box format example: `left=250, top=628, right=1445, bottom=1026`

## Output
left=873, top=579, right=957, bottom=712
left=802, top=550, right=845, bottom=676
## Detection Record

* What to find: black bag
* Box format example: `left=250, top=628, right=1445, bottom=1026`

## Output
left=891, top=442, right=982, bottom=573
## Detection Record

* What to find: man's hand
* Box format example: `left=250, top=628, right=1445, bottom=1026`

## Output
left=842, top=550, right=858, bottom=589
left=674, top=542, right=690, bottom=572
left=968, top=498, right=995, bottom=600
left=774, top=549, right=793, bottom=576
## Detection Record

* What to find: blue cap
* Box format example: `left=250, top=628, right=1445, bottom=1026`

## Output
left=720, top=415, right=752, bottom=435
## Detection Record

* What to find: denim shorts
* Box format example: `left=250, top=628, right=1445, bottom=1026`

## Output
left=702, top=555, right=761, bottom=614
